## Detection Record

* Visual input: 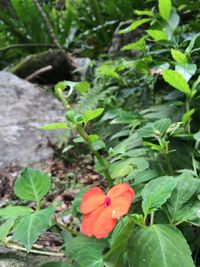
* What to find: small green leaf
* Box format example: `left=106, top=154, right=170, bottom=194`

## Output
left=121, top=37, right=146, bottom=51
left=83, top=108, right=104, bottom=124
left=142, top=176, right=177, bottom=216
left=39, top=123, right=68, bottom=130
left=0, top=206, right=33, bottom=219
left=91, top=140, right=106, bottom=151
left=76, top=248, right=103, bottom=267
left=119, top=18, right=151, bottom=34
left=194, top=131, right=200, bottom=141
left=128, top=224, right=195, bottom=267
left=146, top=30, right=167, bottom=41
left=182, top=109, right=195, bottom=124
left=0, top=219, right=15, bottom=242
left=171, top=49, right=188, bottom=64
left=76, top=81, right=90, bottom=94
left=13, top=207, right=54, bottom=252
left=163, top=69, right=191, bottom=96
left=14, top=168, right=51, bottom=203
left=96, top=64, right=119, bottom=78
left=134, top=10, right=154, bottom=17
left=158, top=0, right=172, bottom=21
left=88, top=134, right=99, bottom=142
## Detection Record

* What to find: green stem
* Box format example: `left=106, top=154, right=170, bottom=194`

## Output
left=186, top=96, right=191, bottom=133
left=150, top=212, right=154, bottom=226
left=56, top=88, right=70, bottom=109
left=77, top=125, right=113, bottom=187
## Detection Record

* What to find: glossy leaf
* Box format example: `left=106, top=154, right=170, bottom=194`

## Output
left=171, top=49, right=188, bottom=64
left=128, top=224, right=195, bottom=267
left=13, top=207, right=54, bottom=252
left=158, top=0, right=172, bottom=21
left=142, top=176, right=177, bottom=216
left=119, top=19, right=151, bottom=34
left=14, top=168, right=51, bottom=203
left=146, top=30, right=167, bottom=41
left=163, top=69, right=191, bottom=96
left=164, top=174, right=200, bottom=224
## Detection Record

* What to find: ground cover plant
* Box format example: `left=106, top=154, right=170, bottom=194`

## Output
left=1, top=0, right=200, bottom=266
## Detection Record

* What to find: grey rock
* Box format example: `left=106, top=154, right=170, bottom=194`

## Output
left=0, top=71, right=65, bottom=171
left=0, top=246, right=65, bottom=267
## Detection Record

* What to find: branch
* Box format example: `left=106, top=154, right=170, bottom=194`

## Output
left=26, top=65, right=53, bottom=81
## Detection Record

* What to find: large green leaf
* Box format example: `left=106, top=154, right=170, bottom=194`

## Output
left=163, top=69, right=191, bottom=97
left=76, top=248, right=104, bottom=267
left=142, top=176, right=177, bottom=216
left=0, top=206, right=33, bottom=219
left=13, top=207, right=54, bottom=252
left=158, top=0, right=172, bottom=21
left=14, top=168, right=51, bottom=203
left=128, top=224, right=195, bottom=267
left=171, top=49, right=188, bottom=64
left=64, top=235, right=108, bottom=258
left=164, top=174, right=200, bottom=225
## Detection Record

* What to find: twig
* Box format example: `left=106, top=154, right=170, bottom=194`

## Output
left=26, top=65, right=53, bottom=81
left=5, top=242, right=64, bottom=257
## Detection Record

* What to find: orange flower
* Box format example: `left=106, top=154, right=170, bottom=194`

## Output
left=80, top=183, right=135, bottom=239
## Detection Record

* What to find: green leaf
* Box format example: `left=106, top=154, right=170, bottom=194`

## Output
left=0, top=206, right=33, bottom=219
left=13, top=207, right=54, bottom=252
left=171, top=49, right=188, bottom=64
left=163, top=69, right=191, bottom=96
left=104, top=217, right=134, bottom=267
left=158, top=0, right=172, bottom=21
left=83, top=108, right=104, bottom=124
left=119, top=19, right=151, bottom=34
left=14, top=168, right=51, bottom=203
left=164, top=174, right=200, bottom=224
left=96, top=64, right=119, bottom=79
left=76, top=248, right=103, bottom=267
left=128, top=224, right=195, bottom=267
left=138, top=118, right=171, bottom=138
left=88, top=134, right=99, bottom=142
left=64, top=235, right=108, bottom=258
left=134, top=10, right=154, bottom=17
left=76, top=81, right=90, bottom=94
left=121, top=37, right=146, bottom=51
left=91, top=139, right=106, bottom=151
left=54, top=81, right=67, bottom=91
left=39, top=123, right=68, bottom=130
left=182, top=109, right=195, bottom=124
left=142, top=176, right=177, bottom=216
left=146, top=30, right=167, bottom=41
left=0, top=219, right=15, bottom=242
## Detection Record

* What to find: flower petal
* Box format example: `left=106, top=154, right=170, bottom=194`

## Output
left=80, top=187, right=105, bottom=214
left=81, top=205, right=105, bottom=237
left=92, top=206, right=117, bottom=238
left=107, top=183, right=134, bottom=201
left=111, top=195, right=132, bottom=218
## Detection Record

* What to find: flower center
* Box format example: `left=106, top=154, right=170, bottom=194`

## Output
left=104, top=196, right=111, bottom=208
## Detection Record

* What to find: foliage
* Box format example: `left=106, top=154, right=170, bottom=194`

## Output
left=1, top=0, right=200, bottom=266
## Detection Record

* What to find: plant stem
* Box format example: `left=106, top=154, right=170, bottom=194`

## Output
left=186, top=96, right=191, bottom=133
left=76, top=125, right=113, bottom=187
left=56, top=88, right=70, bottom=109
left=150, top=212, right=154, bottom=226
left=4, top=242, right=64, bottom=257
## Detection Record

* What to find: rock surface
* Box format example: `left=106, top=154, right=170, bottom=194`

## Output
left=0, top=71, right=65, bottom=171
left=0, top=246, right=65, bottom=267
